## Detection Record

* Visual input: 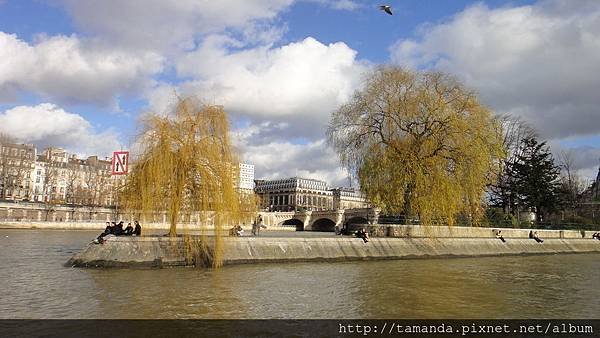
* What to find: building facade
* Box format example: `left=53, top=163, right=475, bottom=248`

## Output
left=254, top=177, right=333, bottom=211
left=0, top=141, right=123, bottom=207
left=238, top=163, right=255, bottom=192
left=0, top=142, right=36, bottom=200
left=254, top=177, right=368, bottom=212
left=331, top=187, right=369, bottom=210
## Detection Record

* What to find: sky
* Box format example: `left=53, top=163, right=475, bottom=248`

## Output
left=0, top=0, right=599, bottom=186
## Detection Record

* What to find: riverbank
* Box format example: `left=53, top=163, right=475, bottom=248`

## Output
left=0, top=221, right=296, bottom=232
left=66, top=235, right=600, bottom=268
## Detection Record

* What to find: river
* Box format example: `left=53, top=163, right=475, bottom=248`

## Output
left=1, top=229, right=599, bottom=319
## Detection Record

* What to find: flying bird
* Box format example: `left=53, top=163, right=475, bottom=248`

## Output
left=379, top=5, right=393, bottom=15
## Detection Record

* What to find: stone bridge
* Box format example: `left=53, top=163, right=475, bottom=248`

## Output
left=258, top=208, right=380, bottom=231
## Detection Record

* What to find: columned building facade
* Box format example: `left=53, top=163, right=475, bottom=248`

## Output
left=254, top=177, right=333, bottom=211
left=254, top=177, right=368, bottom=212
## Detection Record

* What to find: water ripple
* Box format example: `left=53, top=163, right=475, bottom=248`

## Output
left=1, top=229, right=599, bottom=319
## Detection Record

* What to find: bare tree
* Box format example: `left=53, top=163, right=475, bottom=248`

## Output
left=557, top=150, right=587, bottom=211
left=83, top=170, right=109, bottom=220
left=64, top=167, right=81, bottom=220
left=41, top=165, right=59, bottom=221
left=65, top=166, right=79, bottom=205
left=487, top=115, right=536, bottom=214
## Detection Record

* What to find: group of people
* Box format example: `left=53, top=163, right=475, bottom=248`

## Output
left=230, top=216, right=268, bottom=237
left=529, top=230, right=544, bottom=243
left=251, top=215, right=267, bottom=236
left=592, top=233, right=600, bottom=240
left=229, top=224, right=244, bottom=237
left=94, top=220, right=142, bottom=244
left=496, top=230, right=545, bottom=243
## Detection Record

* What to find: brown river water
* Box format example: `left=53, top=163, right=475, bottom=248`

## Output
left=1, top=229, right=599, bottom=319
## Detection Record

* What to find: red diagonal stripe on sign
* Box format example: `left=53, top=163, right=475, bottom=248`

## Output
left=116, top=153, right=126, bottom=171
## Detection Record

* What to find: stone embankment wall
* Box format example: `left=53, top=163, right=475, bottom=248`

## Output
left=0, top=201, right=116, bottom=223
left=348, top=224, right=594, bottom=239
left=66, top=236, right=600, bottom=268
left=0, top=221, right=296, bottom=232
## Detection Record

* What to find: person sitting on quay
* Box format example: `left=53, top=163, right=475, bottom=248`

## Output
left=94, top=222, right=113, bottom=244
left=124, top=222, right=134, bottom=236
left=530, top=231, right=544, bottom=243
left=133, top=221, right=142, bottom=236
left=111, top=221, right=124, bottom=236
left=229, top=224, right=244, bottom=237
left=103, top=222, right=113, bottom=234
left=495, top=230, right=506, bottom=243
left=355, top=228, right=369, bottom=243
left=529, top=230, right=543, bottom=242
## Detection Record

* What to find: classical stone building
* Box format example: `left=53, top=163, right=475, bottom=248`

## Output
left=237, top=163, right=255, bottom=193
left=331, top=187, right=369, bottom=210
left=254, top=177, right=368, bottom=212
left=0, top=142, right=36, bottom=200
left=1, top=142, right=123, bottom=208
left=37, top=150, right=125, bottom=207
left=255, top=177, right=333, bottom=211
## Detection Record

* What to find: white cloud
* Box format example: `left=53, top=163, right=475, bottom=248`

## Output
left=144, top=83, right=181, bottom=116
left=390, top=0, right=600, bottom=140
left=142, top=36, right=369, bottom=184
left=3, top=1, right=370, bottom=185
left=60, top=0, right=362, bottom=51
left=228, top=120, right=349, bottom=186
left=0, top=32, right=163, bottom=106
left=60, top=0, right=295, bottom=51
left=242, top=137, right=349, bottom=186
left=174, top=36, right=369, bottom=128
left=0, top=103, right=121, bottom=157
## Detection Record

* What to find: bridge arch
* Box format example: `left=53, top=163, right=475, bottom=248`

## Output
left=280, top=218, right=305, bottom=231
left=311, top=218, right=336, bottom=232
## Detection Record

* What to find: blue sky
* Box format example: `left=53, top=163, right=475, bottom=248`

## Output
left=0, top=0, right=599, bottom=185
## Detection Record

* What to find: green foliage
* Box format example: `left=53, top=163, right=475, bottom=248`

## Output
left=483, top=207, right=517, bottom=227
left=511, top=136, right=560, bottom=221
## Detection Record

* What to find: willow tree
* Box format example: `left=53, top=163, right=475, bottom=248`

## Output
left=121, top=98, right=248, bottom=265
left=327, top=66, right=504, bottom=225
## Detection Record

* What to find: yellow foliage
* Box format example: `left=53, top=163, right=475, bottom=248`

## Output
left=121, top=97, right=254, bottom=267
left=328, top=67, right=505, bottom=225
